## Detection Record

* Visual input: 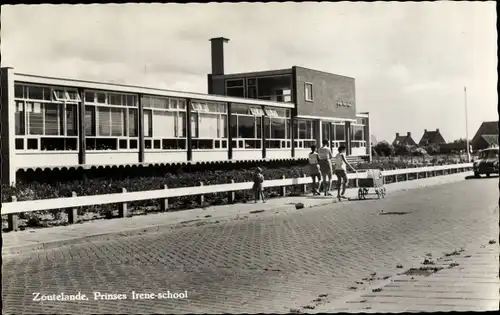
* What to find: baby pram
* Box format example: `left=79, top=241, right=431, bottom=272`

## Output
left=356, top=169, right=386, bottom=200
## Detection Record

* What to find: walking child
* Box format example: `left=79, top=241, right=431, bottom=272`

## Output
left=253, top=167, right=266, bottom=203
left=334, top=145, right=356, bottom=200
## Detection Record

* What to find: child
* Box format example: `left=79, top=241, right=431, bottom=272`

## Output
left=334, top=145, right=356, bottom=200
left=253, top=167, right=266, bottom=203
left=307, top=145, right=322, bottom=195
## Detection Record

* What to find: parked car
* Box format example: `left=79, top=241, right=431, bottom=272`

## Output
left=473, top=147, right=499, bottom=177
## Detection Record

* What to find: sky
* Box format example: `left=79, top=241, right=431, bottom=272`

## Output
left=1, top=2, right=497, bottom=143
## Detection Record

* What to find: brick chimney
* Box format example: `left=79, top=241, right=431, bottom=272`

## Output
left=424, top=129, right=427, bottom=132
left=396, top=132, right=400, bottom=137
left=209, top=37, right=230, bottom=75
left=436, top=128, right=439, bottom=132
left=407, top=132, right=411, bottom=137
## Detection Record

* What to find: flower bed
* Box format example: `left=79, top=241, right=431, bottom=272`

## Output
left=1, top=159, right=463, bottom=230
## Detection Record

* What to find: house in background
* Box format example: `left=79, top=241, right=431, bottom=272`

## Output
left=471, top=121, right=499, bottom=151
left=392, top=132, right=417, bottom=146
left=418, top=129, right=446, bottom=147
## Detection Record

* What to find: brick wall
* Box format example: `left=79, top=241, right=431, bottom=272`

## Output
left=294, top=66, right=356, bottom=120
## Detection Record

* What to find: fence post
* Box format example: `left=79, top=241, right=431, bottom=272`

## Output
left=228, top=180, right=235, bottom=204
left=119, top=188, right=128, bottom=218
left=199, top=182, right=205, bottom=206
left=416, top=172, right=419, bottom=180
left=280, top=175, right=286, bottom=197
left=405, top=173, right=409, bottom=181
left=302, top=174, right=308, bottom=194
left=160, top=184, right=169, bottom=212
left=8, top=196, right=18, bottom=232
left=67, top=191, right=79, bottom=224
left=394, top=174, right=398, bottom=183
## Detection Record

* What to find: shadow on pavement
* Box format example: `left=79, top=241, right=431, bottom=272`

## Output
left=465, top=175, right=499, bottom=180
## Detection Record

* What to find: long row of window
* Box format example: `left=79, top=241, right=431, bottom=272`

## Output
left=13, top=83, right=367, bottom=152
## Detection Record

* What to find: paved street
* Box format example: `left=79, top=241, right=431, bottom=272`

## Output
left=2, top=176, right=499, bottom=314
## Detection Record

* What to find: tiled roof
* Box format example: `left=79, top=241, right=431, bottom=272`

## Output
left=479, top=121, right=499, bottom=135
left=393, top=136, right=408, bottom=145
left=481, top=134, right=499, bottom=146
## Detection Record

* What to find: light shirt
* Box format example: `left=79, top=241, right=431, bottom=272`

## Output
left=308, top=152, right=319, bottom=164
left=335, top=152, right=347, bottom=171
left=318, top=146, right=333, bottom=160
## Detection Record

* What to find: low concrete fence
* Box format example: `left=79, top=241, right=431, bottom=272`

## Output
left=1, top=163, right=473, bottom=231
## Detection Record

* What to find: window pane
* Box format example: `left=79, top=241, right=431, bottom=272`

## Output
left=153, top=111, right=175, bottom=137
left=98, top=107, right=111, bottom=136
left=29, top=86, right=44, bottom=100
left=306, top=120, right=313, bottom=139
left=256, top=117, right=262, bottom=139
left=226, top=79, right=244, bottom=87
left=143, top=110, right=152, bottom=137
left=153, top=97, right=168, bottom=109
left=264, top=117, right=271, bottom=138
left=230, top=115, right=238, bottom=138
left=110, top=107, right=124, bottom=136
left=227, top=88, right=244, bottom=97
left=44, top=103, right=60, bottom=135
left=270, top=118, right=286, bottom=139
left=27, top=102, right=43, bottom=135
left=334, top=124, right=345, bottom=141
left=298, top=121, right=307, bottom=139
left=97, top=92, right=106, bottom=103
left=177, top=112, right=186, bottom=137
left=126, top=95, right=136, bottom=107
left=85, top=91, right=95, bottom=103
left=67, top=90, right=80, bottom=101
left=220, top=115, right=227, bottom=138
left=191, top=113, right=198, bottom=138
left=199, top=113, right=219, bottom=138
left=353, top=125, right=364, bottom=141
left=237, top=115, right=256, bottom=138
left=141, top=96, right=151, bottom=108
left=128, top=108, right=138, bottom=137
left=54, top=90, right=66, bottom=101
left=42, top=88, right=51, bottom=101
left=108, top=94, right=121, bottom=106
left=66, top=104, right=78, bottom=136
left=178, top=99, right=186, bottom=110
left=15, top=84, right=24, bottom=98
left=15, top=102, right=25, bottom=135
left=85, top=106, right=95, bottom=136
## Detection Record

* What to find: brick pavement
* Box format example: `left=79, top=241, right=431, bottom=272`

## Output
left=2, top=175, right=498, bottom=314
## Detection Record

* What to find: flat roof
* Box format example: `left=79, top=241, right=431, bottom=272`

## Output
left=211, top=68, right=292, bottom=79
left=12, top=71, right=294, bottom=109
left=212, top=66, right=355, bottom=81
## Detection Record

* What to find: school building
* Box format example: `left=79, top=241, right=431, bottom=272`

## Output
left=0, top=37, right=371, bottom=185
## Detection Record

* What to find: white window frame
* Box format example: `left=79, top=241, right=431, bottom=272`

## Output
left=249, top=108, right=265, bottom=116
left=305, top=82, right=313, bottom=101
left=265, top=109, right=279, bottom=117
left=142, top=96, right=188, bottom=151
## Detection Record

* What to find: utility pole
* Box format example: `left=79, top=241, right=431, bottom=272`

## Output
left=464, top=86, right=470, bottom=162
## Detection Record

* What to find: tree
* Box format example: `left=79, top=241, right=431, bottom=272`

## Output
left=424, top=143, right=441, bottom=155
left=393, top=143, right=412, bottom=156
left=374, top=141, right=394, bottom=157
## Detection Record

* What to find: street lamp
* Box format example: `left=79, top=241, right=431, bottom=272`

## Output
left=464, top=86, right=471, bottom=162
